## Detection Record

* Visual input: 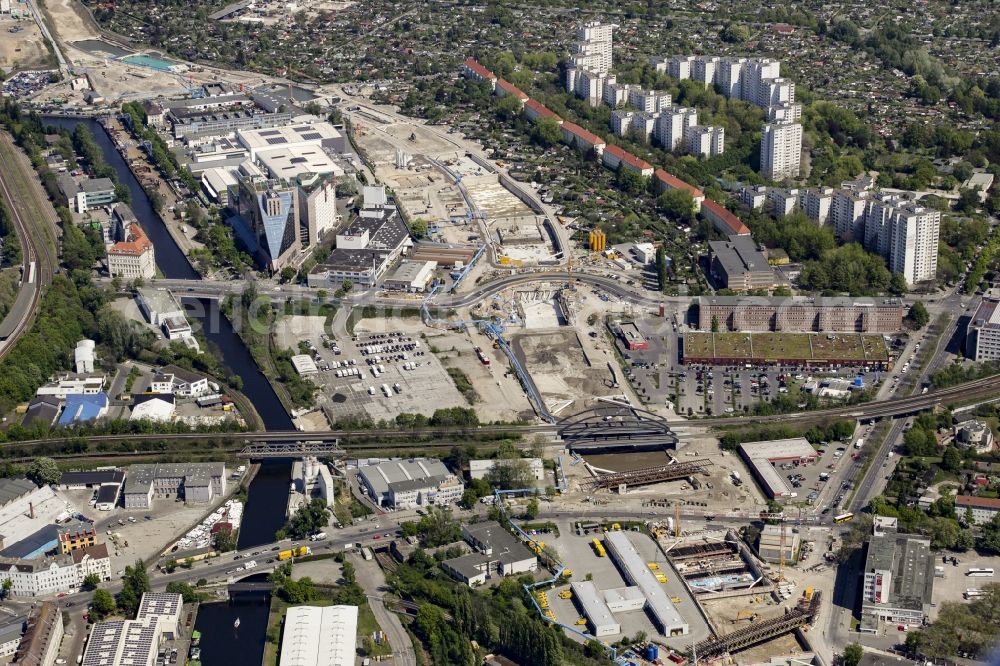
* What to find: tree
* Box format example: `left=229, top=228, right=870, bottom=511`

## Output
left=941, top=445, right=962, bottom=472
left=165, top=581, right=200, bottom=603
left=533, top=117, right=562, bottom=147
left=410, top=218, right=428, bottom=239
left=524, top=497, right=539, bottom=520
left=907, top=302, right=930, bottom=329
left=461, top=489, right=479, bottom=509
left=656, top=188, right=696, bottom=223
left=26, top=457, right=60, bottom=487
left=279, top=266, right=297, bottom=283
left=118, top=560, right=150, bottom=615
left=282, top=498, right=330, bottom=540
left=842, top=643, right=863, bottom=666
left=82, top=573, right=101, bottom=591
left=495, top=94, right=523, bottom=120
left=1, top=579, right=10, bottom=599
left=485, top=458, right=533, bottom=490
left=889, top=272, right=909, bottom=296
left=92, top=588, right=116, bottom=619
left=213, top=526, right=238, bottom=552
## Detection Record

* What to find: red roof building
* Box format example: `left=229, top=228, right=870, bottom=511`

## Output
left=107, top=222, right=156, bottom=279
left=956, top=494, right=1000, bottom=525
left=654, top=168, right=705, bottom=209
left=496, top=79, right=529, bottom=102
left=462, top=58, right=497, bottom=90
left=601, top=144, right=653, bottom=177
left=560, top=121, right=606, bottom=154
left=524, top=99, right=563, bottom=124
left=702, top=199, right=751, bottom=236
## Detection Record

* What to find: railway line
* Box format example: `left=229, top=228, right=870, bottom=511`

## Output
left=0, top=133, right=56, bottom=361
left=1, top=370, right=997, bottom=455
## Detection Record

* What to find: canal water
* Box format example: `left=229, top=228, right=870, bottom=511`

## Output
left=44, top=116, right=291, bottom=665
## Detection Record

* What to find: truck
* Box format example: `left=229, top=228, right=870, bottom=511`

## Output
left=854, top=439, right=864, bottom=449
left=243, top=559, right=257, bottom=570
left=277, top=546, right=311, bottom=561
left=381, top=384, right=392, bottom=397
left=309, top=532, right=327, bottom=541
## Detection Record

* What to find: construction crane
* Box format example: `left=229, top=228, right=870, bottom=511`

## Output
left=674, top=503, right=681, bottom=537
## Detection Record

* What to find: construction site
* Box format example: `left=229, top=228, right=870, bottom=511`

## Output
left=657, top=524, right=823, bottom=663
left=353, top=115, right=562, bottom=268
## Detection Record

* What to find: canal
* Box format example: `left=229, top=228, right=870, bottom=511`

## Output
left=44, top=116, right=291, bottom=665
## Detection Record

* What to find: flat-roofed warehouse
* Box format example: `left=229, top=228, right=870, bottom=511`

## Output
left=570, top=581, right=620, bottom=636
left=356, top=458, right=464, bottom=509
left=604, top=531, right=688, bottom=636
left=696, top=296, right=904, bottom=333
left=738, top=438, right=818, bottom=499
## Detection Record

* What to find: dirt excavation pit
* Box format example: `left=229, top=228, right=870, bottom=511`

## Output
left=514, top=329, right=612, bottom=416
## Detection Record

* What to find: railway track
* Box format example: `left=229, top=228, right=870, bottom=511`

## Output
left=0, top=133, right=57, bottom=361
left=5, top=370, right=997, bottom=451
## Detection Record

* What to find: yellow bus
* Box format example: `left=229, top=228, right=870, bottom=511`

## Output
left=834, top=512, right=855, bottom=524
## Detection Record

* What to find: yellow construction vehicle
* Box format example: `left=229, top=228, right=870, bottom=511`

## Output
left=575, top=618, right=588, bottom=626
left=671, top=596, right=682, bottom=603
left=559, top=591, right=573, bottom=600
left=803, top=587, right=814, bottom=602
left=655, top=573, right=668, bottom=583
left=560, top=569, right=573, bottom=578
left=647, top=562, right=660, bottom=571
left=611, top=523, right=621, bottom=531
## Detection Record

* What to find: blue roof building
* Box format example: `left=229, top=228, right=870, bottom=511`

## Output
left=57, top=393, right=109, bottom=426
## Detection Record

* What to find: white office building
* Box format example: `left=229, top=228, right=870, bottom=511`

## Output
left=831, top=190, right=868, bottom=242
left=685, top=125, right=725, bottom=157
left=654, top=107, right=698, bottom=151
left=716, top=58, right=747, bottom=99
left=800, top=187, right=834, bottom=224
left=692, top=56, right=720, bottom=87
left=967, top=299, right=1000, bottom=362
left=566, top=22, right=616, bottom=104
left=887, top=204, right=940, bottom=285
left=629, top=88, right=672, bottom=114
left=768, top=188, right=800, bottom=217
left=667, top=55, right=695, bottom=81
left=0, top=544, right=111, bottom=597
left=761, top=120, right=802, bottom=180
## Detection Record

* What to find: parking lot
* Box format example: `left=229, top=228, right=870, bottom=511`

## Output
left=615, top=319, right=895, bottom=417
left=542, top=520, right=712, bottom=649
left=310, top=327, right=468, bottom=423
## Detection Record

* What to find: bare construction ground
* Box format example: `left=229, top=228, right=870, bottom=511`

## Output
left=432, top=326, right=534, bottom=422
left=513, top=329, right=610, bottom=417
left=0, top=14, right=50, bottom=72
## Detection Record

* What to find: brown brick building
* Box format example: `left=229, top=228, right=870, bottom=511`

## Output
left=697, top=296, right=904, bottom=333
